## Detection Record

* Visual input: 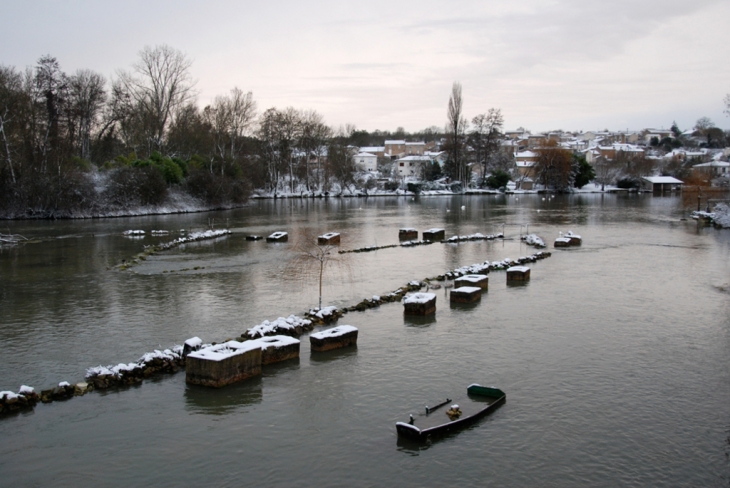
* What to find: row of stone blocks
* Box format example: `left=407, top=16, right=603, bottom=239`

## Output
left=403, top=267, right=531, bottom=314
left=399, top=228, right=445, bottom=242
left=185, top=327, right=358, bottom=388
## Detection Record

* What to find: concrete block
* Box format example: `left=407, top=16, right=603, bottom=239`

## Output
left=450, top=286, right=482, bottom=303
left=422, top=228, right=445, bottom=241
left=506, top=266, right=531, bottom=282
left=455, top=274, right=488, bottom=290
left=403, top=292, right=437, bottom=316
left=186, top=341, right=262, bottom=388
left=310, top=325, right=358, bottom=352
left=318, top=232, right=340, bottom=245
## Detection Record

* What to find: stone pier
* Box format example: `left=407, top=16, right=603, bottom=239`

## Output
left=422, top=228, right=445, bottom=241
left=455, top=274, right=488, bottom=290
left=186, top=341, right=262, bottom=387
left=403, top=292, right=437, bottom=316
left=318, top=232, right=341, bottom=245
left=450, top=286, right=482, bottom=303
left=266, top=231, right=288, bottom=242
left=399, top=228, right=418, bottom=240
left=506, top=266, right=531, bottom=282
left=310, top=325, right=358, bottom=352
left=250, top=335, right=301, bottom=365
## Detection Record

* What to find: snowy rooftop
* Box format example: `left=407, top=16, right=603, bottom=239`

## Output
left=359, top=146, right=384, bottom=152
left=310, top=325, right=358, bottom=340
left=693, top=161, right=729, bottom=167
left=384, top=140, right=406, bottom=144
left=642, top=176, right=683, bottom=184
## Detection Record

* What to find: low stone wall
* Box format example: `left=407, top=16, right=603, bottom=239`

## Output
left=186, top=342, right=262, bottom=388
left=0, top=387, right=39, bottom=415
left=310, top=325, right=359, bottom=352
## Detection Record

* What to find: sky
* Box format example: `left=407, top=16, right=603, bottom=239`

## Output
left=2, top=0, right=729, bottom=134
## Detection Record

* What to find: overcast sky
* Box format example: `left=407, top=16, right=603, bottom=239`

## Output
left=2, top=0, right=729, bottom=133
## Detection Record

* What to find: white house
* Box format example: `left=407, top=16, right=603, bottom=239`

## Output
left=396, top=155, right=434, bottom=178
left=353, top=152, right=378, bottom=172
left=692, top=161, right=730, bottom=177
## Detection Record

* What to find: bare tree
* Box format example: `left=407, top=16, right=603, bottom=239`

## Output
left=469, top=108, right=504, bottom=187
left=68, top=69, right=106, bottom=161
left=291, top=230, right=350, bottom=309
left=118, top=45, right=196, bottom=152
left=445, top=82, right=468, bottom=188
left=534, top=140, right=574, bottom=191
left=593, top=155, right=621, bottom=191
left=0, top=66, right=26, bottom=183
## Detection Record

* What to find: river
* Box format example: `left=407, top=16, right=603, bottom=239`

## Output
left=1, top=194, right=729, bottom=486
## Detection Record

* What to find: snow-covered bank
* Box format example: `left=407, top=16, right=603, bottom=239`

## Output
left=692, top=203, right=730, bottom=228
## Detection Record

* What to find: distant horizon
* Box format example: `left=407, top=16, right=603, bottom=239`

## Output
left=2, top=1, right=729, bottom=134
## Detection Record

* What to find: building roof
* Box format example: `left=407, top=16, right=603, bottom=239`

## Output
left=693, top=161, right=730, bottom=168
left=355, top=152, right=377, bottom=158
left=384, top=140, right=406, bottom=145
left=642, top=176, right=683, bottom=184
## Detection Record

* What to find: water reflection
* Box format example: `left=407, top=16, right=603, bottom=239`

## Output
left=403, top=314, right=437, bottom=328
left=184, top=376, right=263, bottom=415
left=308, top=346, right=358, bottom=363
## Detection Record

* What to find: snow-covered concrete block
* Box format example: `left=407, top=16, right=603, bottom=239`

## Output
left=403, top=292, right=437, bottom=316
left=186, top=341, right=262, bottom=387
left=249, top=335, right=300, bottom=365
left=318, top=232, right=340, bottom=245
left=422, top=228, right=445, bottom=241
left=450, top=286, right=482, bottom=303
left=506, top=266, right=531, bottom=282
left=554, top=237, right=571, bottom=247
left=309, top=325, right=358, bottom=352
left=266, top=231, right=288, bottom=242
left=399, top=228, right=418, bottom=240
left=455, top=274, right=488, bottom=290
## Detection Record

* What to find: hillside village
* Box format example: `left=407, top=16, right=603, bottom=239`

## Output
left=348, top=125, right=730, bottom=194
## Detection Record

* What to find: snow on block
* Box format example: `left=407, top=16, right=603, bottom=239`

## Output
left=554, top=237, right=571, bottom=248
left=318, top=232, right=340, bottom=245
left=450, top=286, right=482, bottom=303
left=399, top=228, right=418, bottom=240
left=422, top=228, right=445, bottom=241
left=403, top=292, right=437, bottom=316
left=186, top=341, right=262, bottom=388
left=310, top=325, right=358, bottom=352
left=123, top=230, right=145, bottom=236
left=245, top=315, right=313, bottom=339
left=249, top=335, right=301, bottom=365
left=565, top=231, right=582, bottom=245
left=455, top=274, right=488, bottom=290
left=183, top=336, right=203, bottom=357
left=506, top=266, right=530, bottom=282
left=266, top=231, right=288, bottom=242
left=245, top=235, right=263, bottom=241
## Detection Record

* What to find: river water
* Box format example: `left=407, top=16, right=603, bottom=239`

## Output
left=1, top=194, right=729, bottom=487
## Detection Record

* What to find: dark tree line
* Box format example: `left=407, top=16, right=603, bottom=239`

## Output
left=0, top=46, right=396, bottom=218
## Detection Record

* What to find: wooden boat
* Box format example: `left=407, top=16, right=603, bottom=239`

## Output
left=396, top=384, right=506, bottom=442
